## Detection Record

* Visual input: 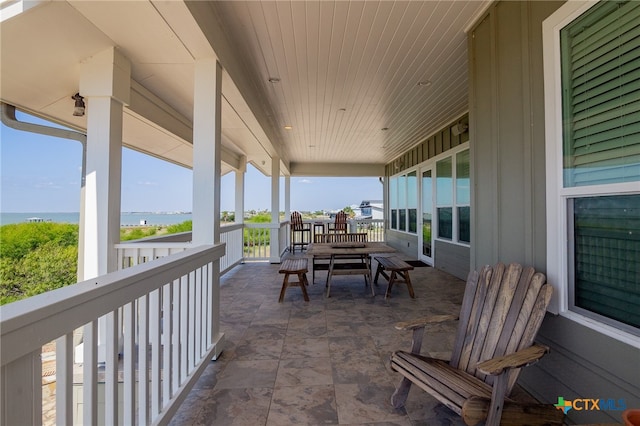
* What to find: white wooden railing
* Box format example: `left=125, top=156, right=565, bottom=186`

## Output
left=0, top=244, right=225, bottom=426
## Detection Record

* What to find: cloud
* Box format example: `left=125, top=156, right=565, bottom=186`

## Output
left=35, top=181, right=62, bottom=189
left=137, top=180, right=158, bottom=186
left=299, top=179, right=312, bottom=184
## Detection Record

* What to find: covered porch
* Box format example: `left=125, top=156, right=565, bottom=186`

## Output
left=167, top=260, right=526, bottom=426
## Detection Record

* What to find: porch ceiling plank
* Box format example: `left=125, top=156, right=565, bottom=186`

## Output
left=1, top=0, right=489, bottom=175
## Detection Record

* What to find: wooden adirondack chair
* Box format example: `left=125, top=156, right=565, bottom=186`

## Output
left=328, top=210, right=348, bottom=233
left=290, top=211, right=311, bottom=253
left=390, top=263, right=563, bottom=426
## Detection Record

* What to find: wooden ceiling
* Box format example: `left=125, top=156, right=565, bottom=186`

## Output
left=1, top=1, right=489, bottom=176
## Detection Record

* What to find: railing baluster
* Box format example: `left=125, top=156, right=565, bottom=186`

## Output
left=180, top=274, right=188, bottom=381
left=163, top=282, right=173, bottom=405
left=55, top=333, right=73, bottom=426
left=205, top=263, right=212, bottom=348
left=150, top=289, right=162, bottom=419
left=172, top=279, right=181, bottom=392
left=195, top=267, right=202, bottom=359
left=138, top=294, right=149, bottom=425
left=1, top=349, right=42, bottom=426
left=189, top=271, right=197, bottom=372
left=123, top=301, right=135, bottom=426
left=105, top=310, right=119, bottom=425
left=83, top=320, right=98, bottom=426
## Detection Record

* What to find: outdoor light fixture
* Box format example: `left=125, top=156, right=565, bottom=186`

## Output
left=451, top=122, right=468, bottom=136
left=284, top=125, right=293, bottom=130
left=268, top=77, right=280, bottom=83
left=417, top=80, right=432, bottom=87
left=71, top=93, right=85, bottom=116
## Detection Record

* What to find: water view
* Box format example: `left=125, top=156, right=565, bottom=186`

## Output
left=0, top=212, right=192, bottom=226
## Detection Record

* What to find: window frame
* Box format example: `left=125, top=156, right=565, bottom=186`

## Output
left=543, top=0, right=640, bottom=348
left=388, top=144, right=470, bottom=247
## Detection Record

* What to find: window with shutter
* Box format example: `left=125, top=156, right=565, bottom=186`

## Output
left=557, top=0, right=640, bottom=335
left=561, top=0, right=640, bottom=187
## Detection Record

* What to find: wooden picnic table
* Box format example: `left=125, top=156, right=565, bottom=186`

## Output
left=306, top=242, right=396, bottom=297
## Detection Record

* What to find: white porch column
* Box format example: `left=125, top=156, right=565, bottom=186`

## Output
left=79, top=47, right=130, bottom=278
left=77, top=47, right=130, bottom=417
left=192, top=58, right=222, bottom=245
left=270, top=157, right=281, bottom=263
left=192, top=58, right=224, bottom=358
left=235, top=156, right=246, bottom=223
left=284, top=175, right=291, bottom=221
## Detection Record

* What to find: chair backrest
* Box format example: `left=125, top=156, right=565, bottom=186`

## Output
left=291, top=211, right=304, bottom=231
left=333, top=211, right=348, bottom=232
left=314, top=233, right=368, bottom=243
left=449, top=263, right=553, bottom=394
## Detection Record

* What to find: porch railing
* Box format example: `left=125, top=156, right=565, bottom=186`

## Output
left=0, top=244, right=225, bottom=426
left=116, top=220, right=382, bottom=271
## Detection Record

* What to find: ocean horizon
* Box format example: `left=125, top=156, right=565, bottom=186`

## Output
left=1, top=212, right=193, bottom=226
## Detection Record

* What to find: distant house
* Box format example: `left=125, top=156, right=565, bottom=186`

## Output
left=354, top=200, right=383, bottom=220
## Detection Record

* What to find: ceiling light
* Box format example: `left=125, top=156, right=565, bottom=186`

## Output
left=71, top=93, right=85, bottom=116
left=268, top=77, right=280, bottom=83
left=381, top=127, right=389, bottom=131
left=338, top=108, right=346, bottom=112
left=417, top=81, right=432, bottom=87
left=284, top=125, right=293, bottom=130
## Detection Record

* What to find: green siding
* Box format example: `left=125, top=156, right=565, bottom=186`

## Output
left=468, top=1, right=640, bottom=422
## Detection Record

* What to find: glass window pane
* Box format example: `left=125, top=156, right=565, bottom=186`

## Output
left=391, top=209, right=397, bottom=229
left=458, top=206, right=470, bottom=243
left=438, top=207, right=452, bottom=240
left=398, top=175, right=407, bottom=209
left=390, top=176, right=398, bottom=209
left=422, top=170, right=433, bottom=257
left=437, top=158, right=452, bottom=206
left=456, top=150, right=470, bottom=205
left=408, top=209, right=417, bottom=233
left=399, top=209, right=406, bottom=232
left=572, top=194, right=640, bottom=329
left=407, top=171, right=417, bottom=208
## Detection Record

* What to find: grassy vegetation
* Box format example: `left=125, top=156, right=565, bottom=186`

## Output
left=1, top=220, right=194, bottom=305
left=1, top=222, right=79, bottom=305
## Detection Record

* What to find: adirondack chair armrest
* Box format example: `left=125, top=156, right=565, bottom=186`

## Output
left=394, top=314, right=458, bottom=331
left=476, top=344, right=550, bottom=376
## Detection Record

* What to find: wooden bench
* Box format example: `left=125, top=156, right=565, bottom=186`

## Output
left=278, top=258, right=310, bottom=302
left=373, top=255, right=415, bottom=298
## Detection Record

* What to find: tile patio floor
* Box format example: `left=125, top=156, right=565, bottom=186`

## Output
left=168, top=258, right=476, bottom=425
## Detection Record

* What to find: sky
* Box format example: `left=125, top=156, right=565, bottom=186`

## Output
left=1, top=112, right=382, bottom=213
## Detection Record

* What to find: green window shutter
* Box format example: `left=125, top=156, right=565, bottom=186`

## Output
left=561, top=0, right=640, bottom=187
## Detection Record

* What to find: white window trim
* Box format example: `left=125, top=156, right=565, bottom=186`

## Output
left=389, top=143, right=470, bottom=245
left=543, top=0, right=640, bottom=349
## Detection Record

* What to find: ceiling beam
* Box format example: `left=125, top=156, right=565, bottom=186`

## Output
left=290, top=162, right=384, bottom=177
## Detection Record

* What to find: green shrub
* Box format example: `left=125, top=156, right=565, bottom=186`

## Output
left=0, top=224, right=79, bottom=305
left=166, top=220, right=192, bottom=234
left=0, top=222, right=78, bottom=260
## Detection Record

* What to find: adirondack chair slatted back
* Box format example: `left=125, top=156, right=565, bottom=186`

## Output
left=291, top=211, right=305, bottom=231
left=332, top=211, right=348, bottom=233
left=449, top=263, right=553, bottom=394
